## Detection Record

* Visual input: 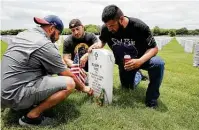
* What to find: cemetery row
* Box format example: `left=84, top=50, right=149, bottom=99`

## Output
left=176, top=37, right=199, bottom=67
left=154, top=36, right=172, bottom=50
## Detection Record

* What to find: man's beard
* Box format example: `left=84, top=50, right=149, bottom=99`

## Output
left=50, top=31, right=56, bottom=43
left=111, top=22, right=124, bottom=34
left=116, top=22, right=124, bottom=34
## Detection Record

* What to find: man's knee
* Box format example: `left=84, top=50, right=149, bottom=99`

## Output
left=151, top=56, right=165, bottom=69
left=157, top=58, right=165, bottom=69
left=65, top=77, right=75, bottom=90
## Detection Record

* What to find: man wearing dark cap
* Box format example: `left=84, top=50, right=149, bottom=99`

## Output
left=63, top=19, right=98, bottom=71
left=1, top=15, right=93, bottom=126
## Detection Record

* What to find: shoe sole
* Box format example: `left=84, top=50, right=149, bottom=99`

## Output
left=19, top=118, right=34, bottom=127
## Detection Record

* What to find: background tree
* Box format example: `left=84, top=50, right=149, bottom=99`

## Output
left=176, top=27, right=188, bottom=35
left=84, top=24, right=100, bottom=35
left=169, top=30, right=176, bottom=37
left=152, top=26, right=161, bottom=36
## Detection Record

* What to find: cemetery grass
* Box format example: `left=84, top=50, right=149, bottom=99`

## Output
left=1, top=40, right=8, bottom=60
left=1, top=38, right=199, bottom=130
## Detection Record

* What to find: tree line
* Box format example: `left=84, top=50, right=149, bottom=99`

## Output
left=152, top=26, right=199, bottom=37
left=1, top=25, right=199, bottom=36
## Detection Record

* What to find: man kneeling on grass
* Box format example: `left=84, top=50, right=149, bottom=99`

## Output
left=1, top=15, right=93, bottom=126
left=89, top=5, right=165, bottom=108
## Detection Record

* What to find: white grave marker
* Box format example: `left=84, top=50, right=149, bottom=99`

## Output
left=185, top=40, right=194, bottom=53
left=193, top=43, right=199, bottom=67
left=88, top=49, right=115, bottom=104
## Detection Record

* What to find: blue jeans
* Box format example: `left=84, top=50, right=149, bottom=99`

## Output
left=119, top=56, right=165, bottom=102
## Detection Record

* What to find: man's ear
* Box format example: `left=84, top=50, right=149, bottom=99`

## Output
left=119, top=16, right=124, bottom=26
left=81, top=25, right=85, bottom=31
left=49, top=25, right=55, bottom=34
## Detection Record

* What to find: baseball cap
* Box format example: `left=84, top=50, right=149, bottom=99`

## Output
left=34, top=15, right=64, bottom=33
left=69, top=19, right=82, bottom=29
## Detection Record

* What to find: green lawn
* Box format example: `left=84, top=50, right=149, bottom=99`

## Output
left=1, top=40, right=8, bottom=60
left=1, top=38, right=199, bottom=130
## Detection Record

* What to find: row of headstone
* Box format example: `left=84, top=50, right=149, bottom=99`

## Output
left=176, top=37, right=199, bottom=67
left=154, top=37, right=172, bottom=50
left=176, top=37, right=199, bottom=53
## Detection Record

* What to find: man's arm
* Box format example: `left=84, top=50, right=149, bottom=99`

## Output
left=36, top=43, right=92, bottom=94
left=59, top=69, right=91, bottom=93
left=59, top=69, right=84, bottom=90
left=139, top=25, right=158, bottom=63
left=80, top=33, right=103, bottom=67
left=80, top=52, right=89, bottom=67
left=139, top=46, right=158, bottom=64
left=63, top=53, right=73, bottom=67
left=63, top=37, right=74, bottom=67
left=125, top=24, right=158, bottom=71
left=124, top=47, right=158, bottom=71
left=82, top=41, right=105, bottom=67
left=88, top=41, right=106, bottom=53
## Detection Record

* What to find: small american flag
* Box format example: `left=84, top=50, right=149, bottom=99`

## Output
left=70, top=48, right=87, bottom=85
left=70, top=64, right=87, bottom=85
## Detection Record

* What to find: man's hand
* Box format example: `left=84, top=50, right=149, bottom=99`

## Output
left=59, top=69, right=86, bottom=92
left=63, top=54, right=73, bottom=67
left=88, top=42, right=105, bottom=53
left=124, top=59, right=144, bottom=71
left=80, top=53, right=88, bottom=67
left=124, top=46, right=159, bottom=71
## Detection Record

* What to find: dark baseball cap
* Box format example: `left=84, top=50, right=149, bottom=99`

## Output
left=69, top=19, right=82, bottom=29
left=34, top=15, right=64, bottom=33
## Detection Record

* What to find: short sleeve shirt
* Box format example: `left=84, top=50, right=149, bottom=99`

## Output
left=1, top=27, right=66, bottom=104
left=99, top=17, right=156, bottom=65
left=63, top=32, right=98, bottom=59
left=63, top=32, right=98, bottom=71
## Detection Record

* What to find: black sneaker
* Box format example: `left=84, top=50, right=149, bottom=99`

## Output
left=13, top=105, right=56, bottom=118
left=141, top=75, right=149, bottom=81
left=138, top=70, right=148, bottom=81
left=19, top=115, right=54, bottom=126
left=145, top=100, right=158, bottom=109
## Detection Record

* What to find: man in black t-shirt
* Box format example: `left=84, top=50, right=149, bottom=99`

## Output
left=63, top=19, right=98, bottom=72
left=88, top=5, right=165, bottom=108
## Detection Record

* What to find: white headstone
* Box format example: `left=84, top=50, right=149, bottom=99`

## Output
left=184, top=40, right=194, bottom=53
left=193, top=43, right=199, bottom=67
left=156, top=40, right=162, bottom=50
left=88, top=49, right=115, bottom=104
left=1, top=36, right=12, bottom=45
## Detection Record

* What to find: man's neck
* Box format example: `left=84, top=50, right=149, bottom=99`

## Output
left=123, top=17, right=129, bottom=28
